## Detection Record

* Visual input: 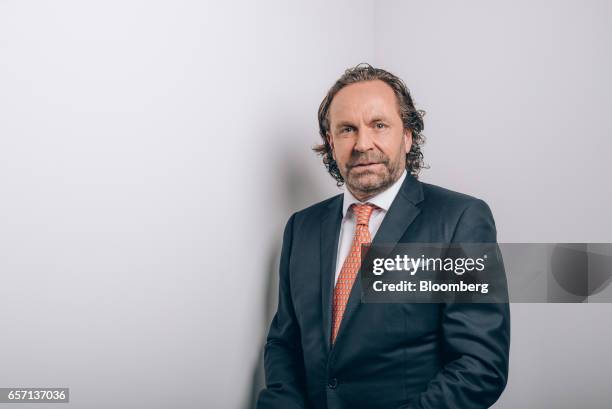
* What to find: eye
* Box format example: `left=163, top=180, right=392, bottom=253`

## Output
left=375, top=122, right=387, bottom=129
left=340, top=126, right=355, bottom=133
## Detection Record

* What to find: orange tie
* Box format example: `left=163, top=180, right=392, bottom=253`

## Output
left=331, top=203, right=376, bottom=344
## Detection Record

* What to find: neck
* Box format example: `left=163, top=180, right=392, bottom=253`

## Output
left=349, top=189, right=378, bottom=202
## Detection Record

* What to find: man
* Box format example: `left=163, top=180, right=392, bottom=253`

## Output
left=256, top=64, right=510, bottom=409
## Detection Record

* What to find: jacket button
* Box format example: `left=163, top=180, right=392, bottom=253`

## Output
left=328, top=378, right=338, bottom=389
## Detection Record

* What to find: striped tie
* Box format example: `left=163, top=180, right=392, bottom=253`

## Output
left=331, top=203, right=376, bottom=344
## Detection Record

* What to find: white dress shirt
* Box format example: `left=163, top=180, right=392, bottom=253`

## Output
left=334, top=170, right=408, bottom=285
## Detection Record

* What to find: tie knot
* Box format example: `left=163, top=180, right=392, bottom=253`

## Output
left=351, top=203, right=376, bottom=226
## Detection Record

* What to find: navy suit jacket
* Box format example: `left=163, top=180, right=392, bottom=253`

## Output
left=256, top=173, right=510, bottom=409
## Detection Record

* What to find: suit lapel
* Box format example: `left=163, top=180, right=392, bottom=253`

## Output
left=320, top=194, right=343, bottom=352
left=330, top=173, right=425, bottom=351
left=369, top=173, right=424, bottom=254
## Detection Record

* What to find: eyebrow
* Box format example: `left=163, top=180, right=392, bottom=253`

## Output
left=332, top=115, right=391, bottom=131
left=369, top=116, right=390, bottom=123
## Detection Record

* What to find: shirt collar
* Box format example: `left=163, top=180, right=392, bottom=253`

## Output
left=342, top=169, right=407, bottom=217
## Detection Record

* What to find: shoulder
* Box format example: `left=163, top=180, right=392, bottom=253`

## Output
left=294, top=193, right=342, bottom=218
left=421, top=182, right=480, bottom=206
left=420, top=181, right=493, bottom=216
left=419, top=181, right=497, bottom=242
left=282, top=193, right=343, bottom=233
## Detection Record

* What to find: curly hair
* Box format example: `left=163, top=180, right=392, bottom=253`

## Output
left=313, top=63, right=426, bottom=186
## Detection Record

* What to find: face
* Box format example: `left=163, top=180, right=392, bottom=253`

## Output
left=327, top=80, right=412, bottom=201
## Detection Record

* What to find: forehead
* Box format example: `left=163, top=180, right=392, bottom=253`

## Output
left=328, top=80, right=400, bottom=124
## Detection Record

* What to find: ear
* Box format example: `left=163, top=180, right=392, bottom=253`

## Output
left=326, top=132, right=336, bottom=160
left=404, top=129, right=413, bottom=152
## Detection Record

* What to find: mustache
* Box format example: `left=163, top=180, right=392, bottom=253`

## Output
left=347, top=152, right=389, bottom=168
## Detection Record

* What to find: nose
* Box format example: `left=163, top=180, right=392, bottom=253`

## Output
left=353, top=128, right=375, bottom=152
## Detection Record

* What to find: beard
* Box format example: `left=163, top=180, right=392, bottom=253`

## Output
left=343, top=150, right=404, bottom=199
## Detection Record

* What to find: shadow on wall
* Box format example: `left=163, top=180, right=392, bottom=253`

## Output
left=243, top=147, right=333, bottom=409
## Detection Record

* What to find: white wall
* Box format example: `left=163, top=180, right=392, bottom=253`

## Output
left=374, top=1, right=612, bottom=408
left=1, top=1, right=610, bottom=408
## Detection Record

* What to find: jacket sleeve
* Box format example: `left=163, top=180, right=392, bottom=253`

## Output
left=399, top=199, right=511, bottom=409
left=256, top=213, right=309, bottom=409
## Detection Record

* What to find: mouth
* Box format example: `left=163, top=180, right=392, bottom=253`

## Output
left=351, top=162, right=382, bottom=169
